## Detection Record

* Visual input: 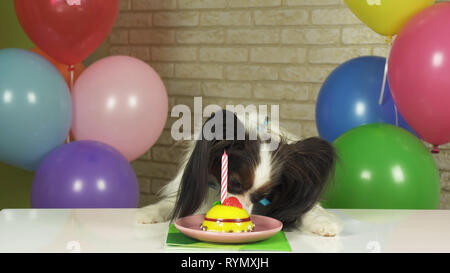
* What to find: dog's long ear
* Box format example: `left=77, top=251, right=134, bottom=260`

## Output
left=171, top=109, right=240, bottom=221
left=265, top=137, right=336, bottom=230
left=171, top=138, right=211, bottom=221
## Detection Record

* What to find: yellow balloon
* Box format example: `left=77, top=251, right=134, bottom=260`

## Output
left=345, top=0, right=435, bottom=36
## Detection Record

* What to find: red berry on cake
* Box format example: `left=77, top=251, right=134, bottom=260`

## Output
left=222, top=197, right=243, bottom=209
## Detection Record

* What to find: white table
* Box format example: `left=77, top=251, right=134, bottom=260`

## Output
left=1, top=208, right=449, bottom=253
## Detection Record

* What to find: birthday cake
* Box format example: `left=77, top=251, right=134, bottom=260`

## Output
left=200, top=197, right=254, bottom=233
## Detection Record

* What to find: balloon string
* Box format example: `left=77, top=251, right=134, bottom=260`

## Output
left=394, top=105, right=399, bottom=126
left=378, top=36, right=394, bottom=105
left=65, top=65, right=75, bottom=144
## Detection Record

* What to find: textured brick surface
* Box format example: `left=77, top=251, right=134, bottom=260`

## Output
left=253, top=83, right=310, bottom=101
left=179, top=0, right=227, bottom=9
left=228, top=0, right=281, bottom=8
left=226, top=65, right=279, bottom=81
left=227, top=29, right=280, bottom=44
left=199, top=47, right=248, bottom=62
left=103, top=0, right=450, bottom=208
left=153, top=11, right=199, bottom=27
left=312, top=8, right=360, bottom=25
left=308, top=47, right=372, bottom=64
left=202, top=82, right=252, bottom=98
left=282, top=28, right=340, bottom=45
left=152, top=47, right=197, bottom=61
left=115, top=12, right=152, bottom=27
left=177, top=29, right=225, bottom=44
left=254, top=10, right=309, bottom=26
left=250, top=47, right=306, bottom=64
left=200, top=11, right=252, bottom=26
left=132, top=0, right=177, bottom=10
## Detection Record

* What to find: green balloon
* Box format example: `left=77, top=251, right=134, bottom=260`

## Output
left=322, top=123, right=440, bottom=209
left=0, top=162, right=34, bottom=209
left=0, top=0, right=34, bottom=49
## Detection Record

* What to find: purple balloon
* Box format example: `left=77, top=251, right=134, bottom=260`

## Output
left=31, top=141, right=139, bottom=208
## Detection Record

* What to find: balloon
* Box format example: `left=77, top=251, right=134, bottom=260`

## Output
left=0, top=0, right=34, bottom=49
left=316, top=56, right=416, bottom=142
left=30, top=48, right=85, bottom=87
left=14, top=0, right=119, bottom=65
left=344, top=0, right=434, bottom=36
left=71, top=56, right=168, bottom=161
left=0, top=162, right=34, bottom=209
left=389, top=3, right=450, bottom=147
left=0, top=49, right=72, bottom=171
left=322, top=124, right=440, bottom=209
left=31, top=141, right=139, bottom=208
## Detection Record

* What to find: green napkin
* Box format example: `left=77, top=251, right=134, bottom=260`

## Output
left=166, top=224, right=291, bottom=252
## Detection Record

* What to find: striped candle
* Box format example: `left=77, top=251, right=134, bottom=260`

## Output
left=221, top=150, right=228, bottom=204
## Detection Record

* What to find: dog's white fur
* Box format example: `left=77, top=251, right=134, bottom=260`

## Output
left=137, top=113, right=343, bottom=237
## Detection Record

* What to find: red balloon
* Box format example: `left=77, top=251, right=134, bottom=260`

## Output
left=14, top=0, right=119, bottom=65
left=389, top=3, right=450, bottom=147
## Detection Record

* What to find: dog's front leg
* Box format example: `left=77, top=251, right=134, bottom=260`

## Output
left=135, top=173, right=182, bottom=224
left=300, top=204, right=343, bottom=237
left=136, top=199, right=175, bottom=224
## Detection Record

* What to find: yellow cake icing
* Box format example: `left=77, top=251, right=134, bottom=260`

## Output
left=200, top=204, right=254, bottom=233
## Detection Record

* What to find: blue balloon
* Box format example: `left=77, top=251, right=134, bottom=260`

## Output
left=0, top=49, right=71, bottom=171
left=316, top=56, right=417, bottom=142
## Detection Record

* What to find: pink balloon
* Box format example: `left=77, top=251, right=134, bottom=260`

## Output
left=72, top=56, right=168, bottom=161
left=389, top=3, right=450, bottom=147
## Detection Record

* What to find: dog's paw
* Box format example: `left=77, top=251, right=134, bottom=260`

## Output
left=301, top=206, right=343, bottom=237
left=308, top=218, right=342, bottom=237
left=135, top=208, right=165, bottom=225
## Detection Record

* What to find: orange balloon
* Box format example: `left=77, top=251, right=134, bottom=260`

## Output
left=30, top=48, right=84, bottom=87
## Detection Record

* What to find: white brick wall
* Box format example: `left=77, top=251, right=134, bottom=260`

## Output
left=106, top=0, right=450, bottom=208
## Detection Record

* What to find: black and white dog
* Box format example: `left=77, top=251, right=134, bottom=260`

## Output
left=137, top=110, right=342, bottom=236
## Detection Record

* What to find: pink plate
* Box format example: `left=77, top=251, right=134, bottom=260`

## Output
left=174, top=214, right=283, bottom=244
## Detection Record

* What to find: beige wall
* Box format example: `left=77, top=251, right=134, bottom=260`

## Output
left=105, top=0, right=450, bottom=208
